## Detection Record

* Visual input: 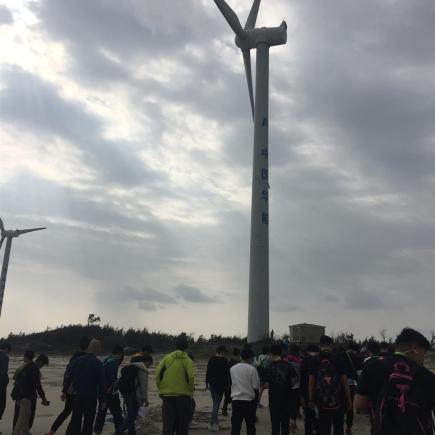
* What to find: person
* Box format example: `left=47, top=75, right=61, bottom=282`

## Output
left=300, top=344, right=320, bottom=435
left=230, top=348, right=260, bottom=435
left=12, top=351, right=50, bottom=435
left=341, top=342, right=362, bottom=435
left=362, top=341, right=381, bottom=365
left=117, top=354, right=152, bottom=435
left=156, top=339, right=195, bottom=435
left=379, top=341, right=392, bottom=358
left=308, top=335, right=352, bottom=435
left=355, top=328, right=435, bottom=435
left=0, top=342, right=11, bottom=422
left=206, top=345, right=230, bottom=431
left=93, top=344, right=124, bottom=435
left=285, top=344, right=302, bottom=433
left=64, top=339, right=105, bottom=435
left=256, top=345, right=272, bottom=407
left=265, top=343, right=296, bottom=435
left=222, top=348, right=241, bottom=416
left=46, top=336, right=91, bottom=435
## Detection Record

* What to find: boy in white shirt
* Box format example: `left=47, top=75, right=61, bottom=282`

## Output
left=230, top=349, right=260, bottom=435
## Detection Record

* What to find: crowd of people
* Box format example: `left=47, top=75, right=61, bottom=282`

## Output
left=201, top=327, right=435, bottom=435
left=0, top=327, right=434, bottom=435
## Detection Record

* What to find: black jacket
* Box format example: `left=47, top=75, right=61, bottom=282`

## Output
left=206, top=356, right=230, bottom=393
left=12, top=362, right=45, bottom=400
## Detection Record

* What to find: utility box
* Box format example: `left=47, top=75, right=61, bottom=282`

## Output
left=289, top=323, right=326, bottom=344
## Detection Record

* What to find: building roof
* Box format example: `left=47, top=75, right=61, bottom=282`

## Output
left=289, top=323, right=325, bottom=328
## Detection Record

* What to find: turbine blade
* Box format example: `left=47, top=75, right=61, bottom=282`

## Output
left=16, top=227, right=46, bottom=235
left=0, top=236, right=4, bottom=251
left=214, top=0, right=245, bottom=39
left=242, top=50, right=255, bottom=120
left=245, top=0, right=261, bottom=30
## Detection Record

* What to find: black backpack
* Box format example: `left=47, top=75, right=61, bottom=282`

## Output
left=117, top=364, right=139, bottom=397
left=373, top=359, right=434, bottom=435
left=316, top=358, right=342, bottom=410
left=11, top=365, right=29, bottom=401
left=268, top=361, right=290, bottom=390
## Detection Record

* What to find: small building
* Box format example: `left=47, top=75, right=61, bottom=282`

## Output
left=289, top=323, right=326, bottom=344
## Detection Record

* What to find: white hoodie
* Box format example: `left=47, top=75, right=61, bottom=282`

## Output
left=132, top=362, right=149, bottom=403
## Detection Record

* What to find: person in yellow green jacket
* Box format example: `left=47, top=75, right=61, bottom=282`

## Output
left=156, top=339, right=195, bottom=435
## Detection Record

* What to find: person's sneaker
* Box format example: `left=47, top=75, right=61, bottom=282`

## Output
left=222, top=409, right=228, bottom=416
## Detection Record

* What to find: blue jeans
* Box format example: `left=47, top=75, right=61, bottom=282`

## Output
left=117, top=396, right=139, bottom=435
left=210, top=387, right=224, bottom=425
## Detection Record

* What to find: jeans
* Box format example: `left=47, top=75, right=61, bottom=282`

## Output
left=50, top=394, right=74, bottom=433
left=117, top=396, right=139, bottom=435
left=269, top=394, right=291, bottom=435
left=318, top=408, right=344, bottom=435
left=161, top=395, right=191, bottom=435
left=210, top=387, right=224, bottom=425
left=66, top=397, right=97, bottom=435
left=94, top=393, right=124, bottom=433
left=304, top=406, right=319, bottom=435
left=12, top=398, right=31, bottom=435
left=346, top=386, right=356, bottom=429
left=0, top=381, right=7, bottom=419
left=231, top=400, right=256, bottom=435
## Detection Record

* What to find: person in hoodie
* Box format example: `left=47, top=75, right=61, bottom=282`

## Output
left=12, top=351, right=50, bottom=435
left=0, top=342, right=11, bottom=423
left=46, top=336, right=91, bottom=435
left=206, top=345, right=230, bottom=431
left=156, top=339, right=195, bottom=435
left=93, top=344, right=124, bottom=435
left=64, top=339, right=106, bottom=435
left=117, top=354, right=152, bottom=435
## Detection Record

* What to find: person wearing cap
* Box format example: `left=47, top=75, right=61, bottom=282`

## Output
left=206, top=345, right=230, bottom=431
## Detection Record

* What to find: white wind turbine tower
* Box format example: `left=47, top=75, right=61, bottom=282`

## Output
left=213, top=0, right=287, bottom=342
left=0, top=218, right=46, bottom=316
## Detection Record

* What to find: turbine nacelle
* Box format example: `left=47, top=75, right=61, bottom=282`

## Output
left=236, top=22, right=287, bottom=50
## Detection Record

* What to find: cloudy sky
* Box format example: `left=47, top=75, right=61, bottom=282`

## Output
left=1, top=0, right=435, bottom=341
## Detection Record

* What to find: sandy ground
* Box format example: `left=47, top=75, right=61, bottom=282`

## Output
left=0, top=356, right=371, bottom=435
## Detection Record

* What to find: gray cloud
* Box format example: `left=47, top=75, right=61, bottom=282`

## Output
left=0, top=5, right=12, bottom=25
left=174, top=284, right=218, bottom=303
left=1, top=1, right=435, bottom=338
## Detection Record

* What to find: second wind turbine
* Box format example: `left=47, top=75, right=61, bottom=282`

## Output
left=213, top=0, right=287, bottom=342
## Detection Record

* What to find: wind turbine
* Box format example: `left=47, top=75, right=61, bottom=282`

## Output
left=213, top=0, right=287, bottom=342
left=0, top=218, right=46, bottom=316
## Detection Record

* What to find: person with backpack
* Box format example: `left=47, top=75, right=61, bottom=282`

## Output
left=64, top=339, right=106, bottom=435
left=0, top=342, right=11, bottom=423
left=46, top=336, right=91, bottom=435
left=93, top=344, right=125, bottom=435
left=265, top=343, right=297, bottom=435
left=156, top=339, right=195, bottom=435
left=341, top=342, right=362, bottom=435
left=117, top=354, right=152, bottom=435
left=222, top=348, right=241, bottom=416
left=206, top=345, right=230, bottom=431
left=230, top=348, right=260, bottom=435
left=12, top=351, right=50, bottom=435
left=355, top=327, right=435, bottom=435
left=285, top=344, right=302, bottom=433
left=300, top=344, right=320, bottom=435
left=308, top=335, right=352, bottom=435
